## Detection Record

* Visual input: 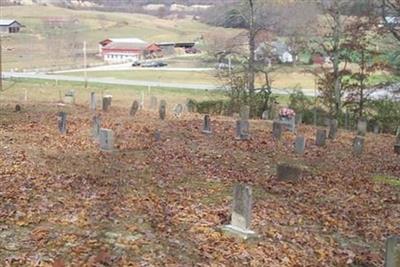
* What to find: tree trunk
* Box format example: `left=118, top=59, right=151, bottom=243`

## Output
left=248, top=0, right=256, bottom=117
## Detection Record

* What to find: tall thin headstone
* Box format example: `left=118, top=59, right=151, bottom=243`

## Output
left=315, top=129, right=327, bottom=147
left=154, top=129, right=161, bottom=142
left=173, top=104, right=183, bottom=118
left=261, top=110, right=269, bottom=120
left=357, top=118, right=367, bottom=136
left=99, top=128, right=114, bottom=152
left=220, top=184, right=257, bottom=239
left=353, top=136, right=365, bottom=156
left=102, top=95, right=112, bottom=112
left=235, top=120, right=250, bottom=140
left=57, top=112, right=67, bottom=134
left=385, top=236, right=400, bottom=267
left=159, top=100, right=166, bottom=120
left=328, top=119, right=338, bottom=139
left=130, top=100, right=139, bottom=117
left=90, top=92, right=96, bottom=110
left=294, top=135, right=305, bottom=155
left=202, top=114, right=212, bottom=134
left=92, top=115, right=101, bottom=139
left=272, top=121, right=282, bottom=140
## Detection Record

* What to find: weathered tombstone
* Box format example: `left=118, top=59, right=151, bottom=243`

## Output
left=328, top=119, right=338, bottom=139
left=373, top=124, right=380, bottom=134
left=315, top=129, right=327, bottom=147
left=130, top=100, right=139, bottom=117
left=235, top=120, right=250, bottom=140
left=15, top=104, right=21, bottom=112
left=102, top=95, right=112, bottom=112
left=159, top=100, right=167, bottom=120
left=90, top=92, right=96, bottom=110
left=99, top=128, right=113, bottom=151
left=261, top=110, right=269, bottom=120
left=220, top=184, right=257, bottom=239
left=240, top=105, right=250, bottom=121
left=280, top=116, right=296, bottom=133
left=92, top=115, right=101, bottom=139
left=173, top=104, right=183, bottom=118
left=150, top=96, right=158, bottom=110
left=294, top=135, right=305, bottom=155
left=385, top=236, right=400, bottom=267
left=64, top=90, right=75, bottom=104
left=353, top=136, right=365, bottom=155
left=202, top=114, right=212, bottom=134
left=154, top=129, right=161, bottom=142
left=272, top=121, right=283, bottom=140
left=57, top=112, right=67, bottom=134
left=394, top=144, right=400, bottom=155
left=277, top=163, right=302, bottom=181
left=357, top=118, right=367, bottom=136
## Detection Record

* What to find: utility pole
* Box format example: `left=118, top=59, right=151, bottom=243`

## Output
left=83, top=40, right=87, bottom=88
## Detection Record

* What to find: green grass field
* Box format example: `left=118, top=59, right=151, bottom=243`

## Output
left=1, top=5, right=240, bottom=70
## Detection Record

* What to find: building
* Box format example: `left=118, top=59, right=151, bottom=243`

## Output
left=99, top=38, right=162, bottom=63
left=0, top=19, right=22, bottom=34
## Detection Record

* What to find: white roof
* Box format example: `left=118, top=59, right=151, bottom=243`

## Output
left=109, top=38, right=146, bottom=44
left=0, top=19, right=20, bottom=26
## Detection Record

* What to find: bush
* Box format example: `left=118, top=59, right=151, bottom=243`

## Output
left=368, top=99, right=400, bottom=133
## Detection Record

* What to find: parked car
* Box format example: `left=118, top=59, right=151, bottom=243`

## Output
left=185, top=48, right=200, bottom=54
left=131, top=61, right=141, bottom=67
left=141, top=61, right=168, bottom=68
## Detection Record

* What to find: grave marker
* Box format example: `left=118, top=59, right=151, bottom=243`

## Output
left=154, top=129, right=161, bottom=142
left=202, top=114, right=212, bottom=134
left=272, top=121, right=283, bottom=140
left=90, top=92, right=96, bottom=110
left=92, top=115, right=101, bottom=139
left=159, top=100, right=166, bottom=120
left=315, top=129, right=327, bottom=147
left=353, top=136, right=365, bottom=156
left=173, top=104, right=183, bottom=118
left=130, top=100, right=139, bottom=117
left=294, top=135, right=305, bottom=155
left=57, top=112, right=67, bottom=134
left=328, top=119, right=338, bottom=139
left=261, top=110, right=269, bottom=120
left=357, top=118, right=367, bottom=136
left=385, top=236, right=400, bottom=267
left=99, top=128, right=114, bottom=151
left=394, top=144, right=400, bottom=155
left=64, top=90, right=75, bottom=104
left=240, top=105, right=250, bottom=121
left=235, top=120, right=250, bottom=140
left=102, top=95, right=112, bottom=112
left=15, top=104, right=21, bottom=112
left=220, top=184, right=257, bottom=239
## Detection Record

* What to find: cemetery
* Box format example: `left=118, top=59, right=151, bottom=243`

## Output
left=0, top=85, right=399, bottom=266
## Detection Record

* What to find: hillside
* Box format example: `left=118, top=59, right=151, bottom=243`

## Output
left=1, top=5, right=239, bottom=70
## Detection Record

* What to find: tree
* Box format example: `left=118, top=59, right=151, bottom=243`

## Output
left=382, top=0, right=400, bottom=42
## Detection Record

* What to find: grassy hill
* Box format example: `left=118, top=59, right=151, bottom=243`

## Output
left=1, top=5, right=240, bottom=70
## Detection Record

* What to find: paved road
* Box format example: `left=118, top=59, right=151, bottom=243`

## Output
left=3, top=71, right=317, bottom=96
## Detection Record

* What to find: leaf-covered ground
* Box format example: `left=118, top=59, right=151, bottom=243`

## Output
left=0, top=102, right=399, bottom=266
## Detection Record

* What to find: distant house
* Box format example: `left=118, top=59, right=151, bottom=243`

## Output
left=0, top=20, right=22, bottom=34
left=99, top=38, right=162, bottom=63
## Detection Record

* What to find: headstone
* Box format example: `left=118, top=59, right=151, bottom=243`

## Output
left=92, top=115, right=101, bottom=139
left=394, top=144, right=400, bottom=155
left=102, top=95, right=112, bottom=112
left=64, top=90, right=75, bottom=104
left=345, top=111, right=350, bottom=130
left=173, top=104, right=183, bottom=118
left=159, top=100, right=167, bottom=120
left=99, top=128, right=113, bottom=151
left=280, top=117, right=296, bottom=133
left=202, top=114, right=212, bottom=134
left=261, top=110, right=269, bottom=120
left=315, top=129, right=327, bottom=147
left=328, top=119, right=338, bottom=139
left=240, top=105, right=250, bottom=121
left=220, top=184, right=257, bottom=239
left=57, top=112, right=67, bottom=134
left=235, top=120, right=250, bottom=140
left=294, top=135, right=305, bottom=155
left=385, top=236, right=400, bottom=267
left=277, top=163, right=302, bottom=181
left=272, top=121, right=283, bottom=140
left=15, top=104, right=21, bottom=112
left=150, top=96, right=158, bottom=110
left=357, top=118, right=367, bottom=136
left=373, top=124, right=380, bottom=134
left=353, top=136, right=365, bottom=156
left=154, top=130, right=161, bottom=142
left=130, top=100, right=139, bottom=117
left=90, top=92, right=96, bottom=110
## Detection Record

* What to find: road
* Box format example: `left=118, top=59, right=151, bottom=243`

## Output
left=3, top=71, right=317, bottom=96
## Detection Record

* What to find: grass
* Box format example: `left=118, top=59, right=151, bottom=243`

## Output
left=373, top=175, right=400, bottom=187
left=1, top=5, right=241, bottom=70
